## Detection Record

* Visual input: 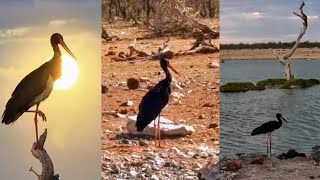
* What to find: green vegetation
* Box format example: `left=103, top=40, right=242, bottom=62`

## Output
left=220, top=82, right=257, bottom=92
left=221, top=79, right=320, bottom=93
left=221, top=41, right=320, bottom=50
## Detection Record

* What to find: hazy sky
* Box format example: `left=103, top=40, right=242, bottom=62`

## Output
left=0, top=0, right=101, bottom=179
left=221, top=0, right=320, bottom=43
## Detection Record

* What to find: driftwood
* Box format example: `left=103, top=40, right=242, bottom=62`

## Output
left=30, top=129, right=59, bottom=180
left=273, top=0, right=308, bottom=80
left=110, top=37, right=218, bottom=62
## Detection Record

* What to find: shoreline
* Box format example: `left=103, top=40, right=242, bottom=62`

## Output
left=221, top=48, right=320, bottom=60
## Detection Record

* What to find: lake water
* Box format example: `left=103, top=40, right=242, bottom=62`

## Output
left=220, top=60, right=320, bottom=158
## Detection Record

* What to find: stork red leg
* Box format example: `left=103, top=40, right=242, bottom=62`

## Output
left=154, top=118, right=157, bottom=147
left=158, top=115, right=161, bottom=148
left=34, top=104, right=39, bottom=146
left=270, top=133, right=272, bottom=157
left=266, top=133, right=269, bottom=157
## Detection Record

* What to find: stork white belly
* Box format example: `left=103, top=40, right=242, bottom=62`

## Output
left=33, top=75, right=54, bottom=104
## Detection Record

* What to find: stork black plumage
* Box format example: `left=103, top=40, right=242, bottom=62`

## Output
left=251, top=113, right=288, bottom=158
left=1, top=33, right=76, bottom=147
left=136, top=57, right=180, bottom=147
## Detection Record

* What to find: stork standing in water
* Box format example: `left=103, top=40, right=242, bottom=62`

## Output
left=136, top=57, right=180, bottom=147
left=1, top=33, right=76, bottom=147
left=251, top=113, right=288, bottom=158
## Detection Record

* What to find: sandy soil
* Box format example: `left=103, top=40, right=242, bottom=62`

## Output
left=101, top=20, right=220, bottom=179
left=221, top=48, right=320, bottom=60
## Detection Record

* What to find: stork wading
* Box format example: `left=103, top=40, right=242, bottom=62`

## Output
left=251, top=113, right=288, bottom=158
left=1, top=33, right=77, bottom=148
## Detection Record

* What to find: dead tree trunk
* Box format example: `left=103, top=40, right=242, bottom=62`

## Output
left=30, top=129, right=59, bottom=180
left=273, top=0, right=308, bottom=80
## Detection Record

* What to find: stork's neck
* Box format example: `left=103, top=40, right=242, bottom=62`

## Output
left=53, top=44, right=62, bottom=58
left=164, top=67, right=172, bottom=83
left=276, top=116, right=283, bottom=124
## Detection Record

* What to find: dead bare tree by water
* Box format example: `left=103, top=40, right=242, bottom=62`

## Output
left=272, top=0, right=308, bottom=80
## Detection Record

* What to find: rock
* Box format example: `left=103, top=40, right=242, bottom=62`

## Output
left=111, top=164, right=120, bottom=174
left=208, top=123, right=219, bottom=129
left=198, top=152, right=209, bottom=158
left=187, top=151, right=195, bottom=157
left=311, top=146, right=320, bottom=164
left=116, top=127, right=123, bottom=131
left=172, top=98, right=182, bottom=105
left=203, top=102, right=214, bottom=107
left=102, top=110, right=116, bottom=116
left=199, top=114, right=205, bottom=119
left=227, top=160, right=241, bottom=171
left=129, top=170, right=138, bottom=178
left=115, top=113, right=127, bottom=118
left=139, top=139, right=148, bottom=146
left=120, top=100, right=133, bottom=107
left=126, top=115, right=195, bottom=136
left=194, top=163, right=202, bottom=170
left=147, top=85, right=154, bottom=90
left=169, top=147, right=181, bottom=154
left=171, top=92, right=184, bottom=99
left=121, top=139, right=130, bottom=144
left=139, top=77, right=150, bottom=82
left=102, top=84, right=108, bottom=94
left=107, top=51, right=116, bottom=55
left=208, top=62, right=219, bottom=68
left=277, top=149, right=306, bottom=160
left=120, top=109, right=128, bottom=114
left=251, top=157, right=265, bottom=165
left=151, top=174, right=159, bottom=180
left=127, top=78, right=140, bottom=90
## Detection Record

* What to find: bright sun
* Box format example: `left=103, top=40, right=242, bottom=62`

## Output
left=54, top=54, right=79, bottom=90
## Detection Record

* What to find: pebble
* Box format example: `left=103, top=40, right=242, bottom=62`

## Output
left=151, top=174, right=159, bottom=180
left=129, top=170, right=138, bottom=177
left=139, top=77, right=150, bottom=82
left=199, top=114, right=205, bottom=119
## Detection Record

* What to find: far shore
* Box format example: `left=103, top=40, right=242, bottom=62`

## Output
left=221, top=48, right=320, bottom=60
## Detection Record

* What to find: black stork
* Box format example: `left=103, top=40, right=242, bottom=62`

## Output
left=251, top=113, right=288, bottom=158
left=136, top=57, right=180, bottom=147
left=1, top=33, right=76, bottom=147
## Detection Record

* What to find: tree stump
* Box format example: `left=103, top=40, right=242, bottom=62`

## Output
left=30, top=129, right=59, bottom=180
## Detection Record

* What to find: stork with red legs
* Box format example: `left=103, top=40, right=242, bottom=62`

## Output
left=1, top=33, right=77, bottom=148
left=251, top=113, right=288, bottom=158
left=136, top=57, right=180, bottom=147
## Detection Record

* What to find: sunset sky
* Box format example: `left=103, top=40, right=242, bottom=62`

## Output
left=221, top=0, right=320, bottom=43
left=0, top=0, right=100, bottom=179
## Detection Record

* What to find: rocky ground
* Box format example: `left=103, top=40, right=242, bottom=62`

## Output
left=220, top=147, right=320, bottom=180
left=101, top=20, right=219, bottom=180
left=221, top=48, right=320, bottom=60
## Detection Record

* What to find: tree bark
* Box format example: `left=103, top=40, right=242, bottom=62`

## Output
left=273, top=0, right=308, bottom=80
left=30, top=129, right=59, bottom=180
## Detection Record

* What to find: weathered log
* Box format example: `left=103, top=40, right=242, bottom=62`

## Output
left=30, top=129, right=59, bottom=180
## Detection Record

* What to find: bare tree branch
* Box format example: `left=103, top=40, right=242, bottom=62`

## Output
left=283, top=0, right=307, bottom=60
left=273, top=0, right=308, bottom=80
left=30, top=129, right=59, bottom=180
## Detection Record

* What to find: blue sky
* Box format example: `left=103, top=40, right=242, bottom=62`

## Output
left=0, top=0, right=101, bottom=180
left=221, top=0, right=320, bottom=43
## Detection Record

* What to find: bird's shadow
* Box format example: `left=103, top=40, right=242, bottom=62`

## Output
left=112, top=132, right=188, bottom=141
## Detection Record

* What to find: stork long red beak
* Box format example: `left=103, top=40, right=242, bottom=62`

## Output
left=281, top=117, right=288, bottom=122
left=60, top=40, right=77, bottom=60
left=167, top=63, right=180, bottom=76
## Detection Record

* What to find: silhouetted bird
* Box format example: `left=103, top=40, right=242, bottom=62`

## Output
left=251, top=113, right=288, bottom=158
left=2, top=33, right=76, bottom=148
